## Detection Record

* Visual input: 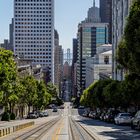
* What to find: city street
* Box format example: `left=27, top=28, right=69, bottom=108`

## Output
left=1, top=103, right=140, bottom=140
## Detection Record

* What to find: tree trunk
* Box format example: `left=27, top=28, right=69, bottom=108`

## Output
left=21, top=106, right=24, bottom=118
left=28, top=105, right=30, bottom=113
left=9, top=103, right=12, bottom=113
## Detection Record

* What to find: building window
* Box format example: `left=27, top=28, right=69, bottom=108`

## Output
left=104, top=56, right=109, bottom=64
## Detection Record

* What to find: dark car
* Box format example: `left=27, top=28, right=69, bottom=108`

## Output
left=27, top=112, right=38, bottom=119
left=52, top=108, right=58, bottom=112
left=106, top=110, right=120, bottom=123
left=131, top=110, right=140, bottom=130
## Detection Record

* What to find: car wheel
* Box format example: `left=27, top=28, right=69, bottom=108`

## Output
left=116, top=121, right=120, bottom=125
left=137, top=122, right=140, bottom=130
left=131, top=123, right=135, bottom=130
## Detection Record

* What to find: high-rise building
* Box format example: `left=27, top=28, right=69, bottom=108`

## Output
left=54, top=29, right=59, bottom=48
left=63, top=61, right=71, bottom=80
left=0, top=39, right=9, bottom=50
left=14, top=0, right=54, bottom=81
left=85, top=0, right=101, bottom=23
left=112, top=0, right=132, bottom=81
left=76, top=1, right=109, bottom=95
left=77, top=22, right=109, bottom=95
left=54, top=45, right=63, bottom=92
left=72, top=38, right=78, bottom=97
left=100, top=0, right=112, bottom=43
left=54, top=30, right=63, bottom=96
left=9, top=18, right=14, bottom=51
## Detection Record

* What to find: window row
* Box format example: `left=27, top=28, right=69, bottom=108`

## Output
left=34, top=60, right=51, bottom=63
left=15, top=15, right=52, bottom=18
left=15, top=34, right=51, bottom=36
left=15, top=30, right=52, bottom=32
left=15, top=23, right=51, bottom=25
left=15, top=6, right=51, bottom=10
left=15, top=49, right=51, bottom=51
left=15, top=11, right=51, bottom=14
left=15, top=18, right=51, bottom=21
left=17, top=52, right=52, bottom=55
left=15, top=41, right=52, bottom=43
left=15, top=45, right=51, bottom=48
left=15, top=37, right=51, bottom=40
left=15, top=3, right=51, bottom=6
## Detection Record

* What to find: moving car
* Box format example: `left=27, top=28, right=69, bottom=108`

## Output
left=131, top=110, right=140, bottom=130
left=114, top=113, right=132, bottom=125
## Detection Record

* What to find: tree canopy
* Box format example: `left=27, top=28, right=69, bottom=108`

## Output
left=117, top=0, right=140, bottom=75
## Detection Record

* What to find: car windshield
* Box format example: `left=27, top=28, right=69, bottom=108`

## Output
left=120, top=113, right=130, bottom=117
left=29, top=113, right=34, bottom=115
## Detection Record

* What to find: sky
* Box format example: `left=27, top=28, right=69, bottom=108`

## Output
left=0, top=0, right=99, bottom=50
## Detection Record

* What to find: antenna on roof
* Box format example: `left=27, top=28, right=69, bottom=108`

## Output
left=93, top=0, right=95, bottom=7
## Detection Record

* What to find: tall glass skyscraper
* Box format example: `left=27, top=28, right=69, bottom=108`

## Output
left=75, top=0, right=109, bottom=95
left=14, top=0, right=54, bottom=81
left=100, top=0, right=112, bottom=43
left=77, top=23, right=108, bottom=95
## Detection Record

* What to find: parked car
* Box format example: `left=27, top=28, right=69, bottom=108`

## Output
left=88, top=111, right=96, bottom=119
left=27, top=112, right=38, bottom=119
left=39, top=112, right=44, bottom=117
left=105, top=110, right=120, bottom=123
left=60, top=105, right=64, bottom=109
left=131, top=110, right=140, bottom=130
left=82, top=111, right=89, bottom=117
left=52, top=108, right=58, bottom=112
left=114, top=113, right=132, bottom=125
left=78, top=106, right=85, bottom=109
left=43, top=111, right=49, bottom=117
left=100, top=112, right=106, bottom=121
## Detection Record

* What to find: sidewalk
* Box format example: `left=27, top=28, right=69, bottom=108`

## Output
left=0, top=119, right=34, bottom=137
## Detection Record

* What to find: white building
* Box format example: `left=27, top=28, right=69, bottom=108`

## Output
left=14, top=0, right=54, bottom=82
left=112, top=0, right=132, bottom=81
left=86, top=49, right=112, bottom=88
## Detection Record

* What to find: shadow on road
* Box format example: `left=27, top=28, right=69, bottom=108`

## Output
left=76, top=117, right=140, bottom=140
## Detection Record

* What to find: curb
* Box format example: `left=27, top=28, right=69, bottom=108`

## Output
left=0, top=121, right=34, bottom=137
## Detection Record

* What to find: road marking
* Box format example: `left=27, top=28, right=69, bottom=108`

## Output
left=56, top=122, right=64, bottom=140
left=52, top=119, right=64, bottom=140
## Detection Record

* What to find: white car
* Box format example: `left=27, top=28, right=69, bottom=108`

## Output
left=89, top=111, right=96, bottom=118
left=114, top=113, right=132, bottom=125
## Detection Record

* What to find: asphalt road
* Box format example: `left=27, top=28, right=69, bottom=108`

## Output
left=1, top=104, right=140, bottom=140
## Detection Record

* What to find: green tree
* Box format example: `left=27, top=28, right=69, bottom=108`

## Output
left=117, top=0, right=140, bottom=74
left=0, top=48, right=17, bottom=112
left=16, top=79, right=26, bottom=118
left=21, top=76, right=37, bottom=113
left=103, top=80, right=122, bottom=108
left=80, top=80, right=112, bottom=108
left=120, top=74, right=140, bottom=108
left=36, top=81, right=51, bottom=110
left=46, top=82, right=58, bottom=97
